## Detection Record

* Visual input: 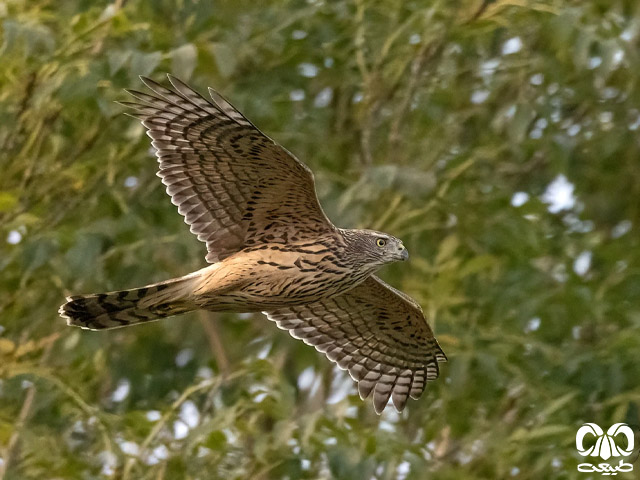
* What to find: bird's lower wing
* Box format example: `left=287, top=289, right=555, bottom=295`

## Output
left=264, top=275, right=446, bottom=413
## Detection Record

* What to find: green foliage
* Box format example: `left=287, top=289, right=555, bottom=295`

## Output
left=2, top=0, right=640, bottom=478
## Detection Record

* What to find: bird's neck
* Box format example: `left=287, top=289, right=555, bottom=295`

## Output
left=337, top=228, right=380, bottom=276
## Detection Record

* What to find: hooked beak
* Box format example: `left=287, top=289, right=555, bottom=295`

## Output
left=399, top=244, right=409, bottom=261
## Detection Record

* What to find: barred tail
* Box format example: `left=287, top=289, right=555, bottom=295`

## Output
left=60, top=276, right=199, bottom=330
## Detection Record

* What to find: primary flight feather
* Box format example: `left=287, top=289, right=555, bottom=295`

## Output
left=59, top=75, right=446, bottom=413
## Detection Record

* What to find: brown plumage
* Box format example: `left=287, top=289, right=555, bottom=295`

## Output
left=59, top=75, right=446, bottom=414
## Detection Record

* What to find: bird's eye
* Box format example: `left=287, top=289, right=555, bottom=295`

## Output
left=376, top=238, right=387, bottom=247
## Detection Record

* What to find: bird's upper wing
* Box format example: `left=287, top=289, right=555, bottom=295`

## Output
left=264, top=275, right=447, bottom=413
left=121, top=75, right=336, bottom=263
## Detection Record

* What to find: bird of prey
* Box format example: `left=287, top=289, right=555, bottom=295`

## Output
left=59, top=75, right=446, bottom=413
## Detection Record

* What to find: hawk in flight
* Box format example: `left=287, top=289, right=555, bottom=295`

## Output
left=60, top=76, right=446, bottom=413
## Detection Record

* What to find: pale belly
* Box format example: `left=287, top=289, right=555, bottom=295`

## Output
left=191, top=244, right=369, bottom=311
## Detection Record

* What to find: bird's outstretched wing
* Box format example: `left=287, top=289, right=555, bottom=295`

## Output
left=121, top=75, right=336, bottom=263
left=264, top=275, right=447, bottom=413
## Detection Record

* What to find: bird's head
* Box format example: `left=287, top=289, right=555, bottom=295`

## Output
left=341, top=229, right=408, bottom=269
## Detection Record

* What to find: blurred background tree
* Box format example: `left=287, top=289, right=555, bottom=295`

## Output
left=1, top=0, right=640, bottom=478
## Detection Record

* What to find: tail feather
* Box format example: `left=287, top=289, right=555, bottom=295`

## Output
left=60, top=276, right=197, bottom=330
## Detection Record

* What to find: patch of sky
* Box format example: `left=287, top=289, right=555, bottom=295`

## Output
left=471, top=90, right=489, bottom=104
left=502, top=37, right=522, bottom=55
left=298, top=63, right=319, bottom=78
left=111, top=379, right=130, bottom=402
left=541, top=174, right=575, bottom=213
left=573, top=251, right=592, bottom=276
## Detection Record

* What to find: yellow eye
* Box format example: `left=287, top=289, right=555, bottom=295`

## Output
left=376, top=238, right=386, bottom=247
